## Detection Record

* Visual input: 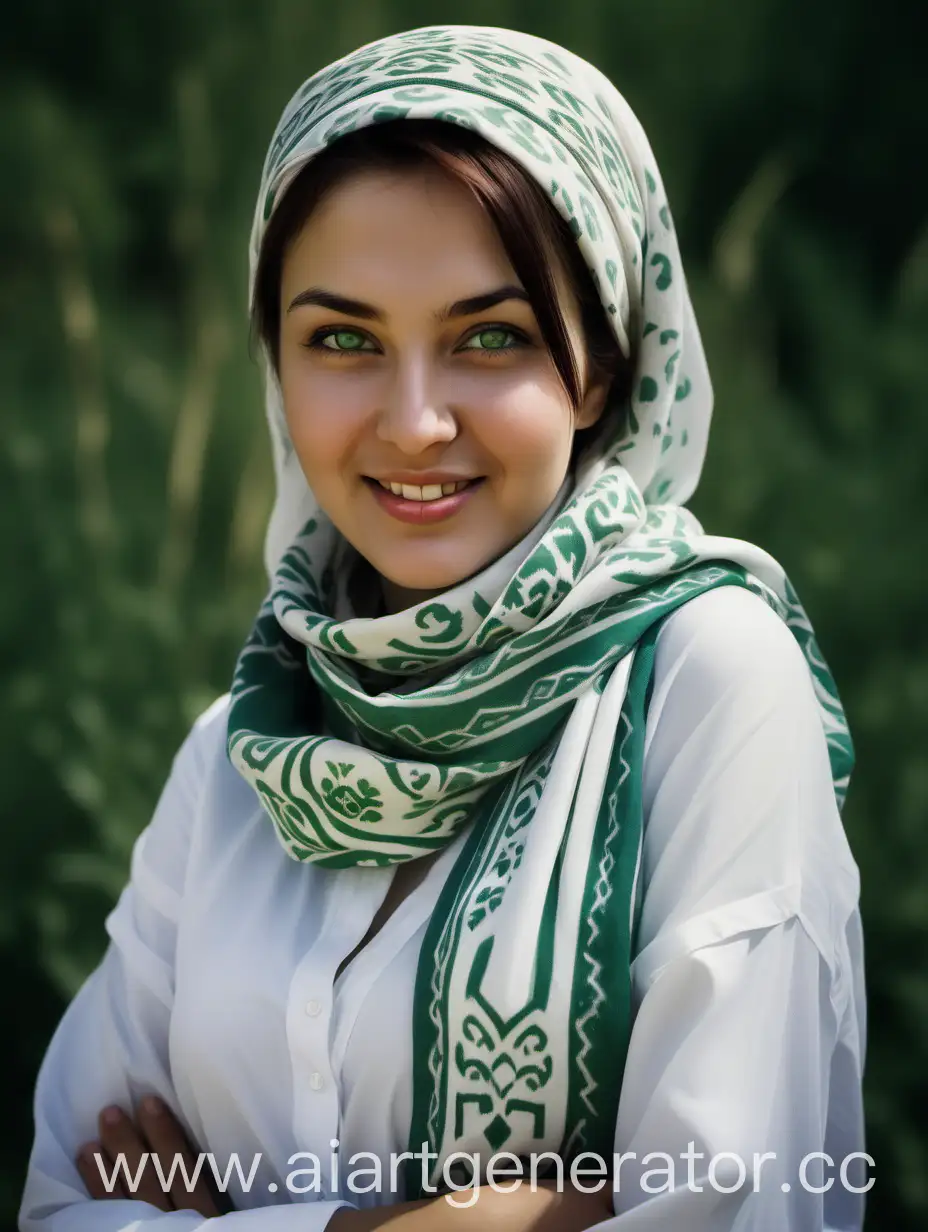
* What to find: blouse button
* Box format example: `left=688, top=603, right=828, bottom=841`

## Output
left=305, top=999, right=323, bottom=1017
left=309, top=1072, right=324, bottom=1091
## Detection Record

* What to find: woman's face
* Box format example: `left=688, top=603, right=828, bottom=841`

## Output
left=277, top=164, right=608, bottom=613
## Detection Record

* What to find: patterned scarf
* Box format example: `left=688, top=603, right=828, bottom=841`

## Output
left=226, top=26, right=853, bottom=1193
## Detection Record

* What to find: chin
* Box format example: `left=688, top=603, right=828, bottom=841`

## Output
left=376, top=554, right=488, bottom=596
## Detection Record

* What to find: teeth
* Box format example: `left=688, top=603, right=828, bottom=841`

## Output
left=377, top=479, right=472, bottom=501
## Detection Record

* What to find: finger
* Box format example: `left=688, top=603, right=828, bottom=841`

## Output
left=136, top=1096, right=221, bottom=1217
left=77, top=1141, right=126, bottom=1200
left=98, top=1105, right=172, bottom=1211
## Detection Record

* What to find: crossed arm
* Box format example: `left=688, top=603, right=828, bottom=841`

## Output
left=76, top=1097, right=614, bottom=1230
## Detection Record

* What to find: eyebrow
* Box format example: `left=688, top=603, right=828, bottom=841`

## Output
left=285, top=284, right=531, bottom=321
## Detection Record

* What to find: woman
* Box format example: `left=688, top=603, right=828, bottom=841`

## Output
left=19, top=24, right=866, bottom=1232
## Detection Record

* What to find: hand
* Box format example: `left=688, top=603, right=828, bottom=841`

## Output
left=76, top=1096, right=223, bottom=1217
left=327, top=1174, right=616, bottom=1231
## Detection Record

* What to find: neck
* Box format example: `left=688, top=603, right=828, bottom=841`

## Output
left=347, top=555, right=446, bottom=617
left=379, top=575, right=448, bottom=615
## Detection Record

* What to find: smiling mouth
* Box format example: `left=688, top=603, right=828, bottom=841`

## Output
left=364, top=477, right=480, bottom=503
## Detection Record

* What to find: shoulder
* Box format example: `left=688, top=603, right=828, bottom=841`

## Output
left=137, top=693, right=234, bottom=863
left=653, top=583, right=814, bottom=703
left=170, top=692, right=233, bottom=786
left=643, top=582, right=830, bottom=791
left=187, top=690, right=232, bottom=749
left=645, top=583, right=823, bottom=759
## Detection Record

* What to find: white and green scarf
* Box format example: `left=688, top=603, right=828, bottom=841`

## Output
left=227, top=25, right=853, bottom=1195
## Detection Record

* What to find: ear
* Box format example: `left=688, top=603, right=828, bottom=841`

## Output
left=576, top=372, right=611, bottom=431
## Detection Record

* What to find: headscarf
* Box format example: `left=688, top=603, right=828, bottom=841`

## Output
left=226, top=25, right=853, bottom=1193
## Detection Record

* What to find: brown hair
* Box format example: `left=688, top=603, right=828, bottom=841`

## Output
left=251, top=119, right=632, bottom=438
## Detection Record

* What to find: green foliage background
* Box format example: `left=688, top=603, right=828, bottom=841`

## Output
left=2, top=1, right=925, bottom=1227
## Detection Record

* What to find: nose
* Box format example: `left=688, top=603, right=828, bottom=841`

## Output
left=375, top=353, right=457, bottom=454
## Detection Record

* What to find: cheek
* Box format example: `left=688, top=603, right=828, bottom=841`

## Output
left=279, top=366, right=371, bottom=473
left=469, top=383, right=574, bottom=474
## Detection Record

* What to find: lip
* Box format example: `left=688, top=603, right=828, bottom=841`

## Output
left=365, top=472, right=478, bottom=485
left=364, top=476, right=484, bottom=525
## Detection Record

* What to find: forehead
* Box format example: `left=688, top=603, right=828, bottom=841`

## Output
left=298, top=164, right=505, bottom=248
left=280, top=165, right=517, bottom=291
left=280, top=161, right=578, bottom=317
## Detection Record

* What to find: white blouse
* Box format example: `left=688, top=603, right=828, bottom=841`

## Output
left=19, top=586, right=867, bottom=1231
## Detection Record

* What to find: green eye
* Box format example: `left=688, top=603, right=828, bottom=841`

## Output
left=464, top=327, right=519, bottom=352
left=321, top=330, right=371, bottom=351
